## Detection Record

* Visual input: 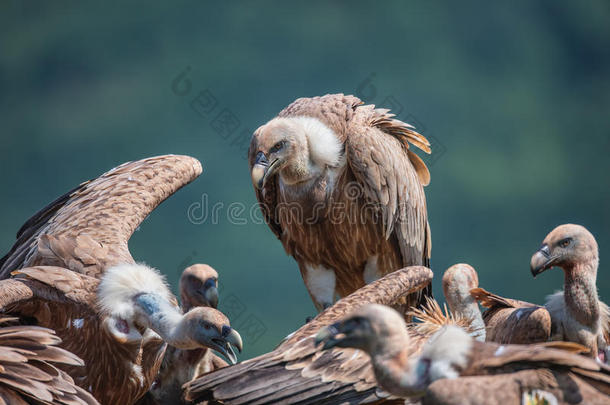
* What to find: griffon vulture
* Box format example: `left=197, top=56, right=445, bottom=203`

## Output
left=0, top=264, right=242, bottom=405
left=440, top=263, right=485, bottom=341
left=530, top=224, right=610, bottom=361
left=0, top=317, right=99, bottom=405
left=0, top=155, right=242, bottom=404
left=249, top=94, right=432, bottom=311
left=185, top=266, right=433, bottom=405
left=471, top=224, right=609, bottom=359
left=143, top=264, right=228, bottom=405
left=317, top=304, right=610, bottom=404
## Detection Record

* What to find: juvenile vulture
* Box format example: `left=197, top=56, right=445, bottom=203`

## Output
left=179, top=264, right=220, bottom=311
left=185, top=266, right=433, bottom=404
left=440, top=263, right=485, bottom=341
left=143, top=264, right=228, bottom=405
left=530, top=224, right=610, bottom=360
left=0, top=155, right=242, bottom=403
left=0, top=317, right=99, bottom=405
left=249, top=93, right=432, bottom=311
left=317, top=304, right=610, bottom=404
left=472, top=224, right=609, bottom=358
left=0, top=264, right=242, bottom=405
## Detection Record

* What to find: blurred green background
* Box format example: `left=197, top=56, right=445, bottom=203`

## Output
left=1, top=1, right=609, bottom=359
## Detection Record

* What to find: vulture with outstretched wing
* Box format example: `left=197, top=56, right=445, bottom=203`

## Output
left=249, top=94, right=432, bottom=311
left=185, top=266, right=433, bottom=404
left=0, top=264, right=242, bottom=405
left=0, top=156, right=243, bottom=404
left=0, top=155, right=202, bottom=278
left=318, top=304, right=610, bottom=404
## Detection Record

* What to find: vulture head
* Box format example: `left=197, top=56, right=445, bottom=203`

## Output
left=315, top=303, right=408, bottom=354
left=171, top=307, right=243, bottom=364
left=250, top=116, right=343, bottom=189
left=442, top=263, right=479, bottom=313
left=98, top=263, right=242, bottom=364
left=315, top=304, right=473, bottom=397
left=180, top=264, right=219, bottom=310
left=442, top=263, right=486, bottom=341
left=530, top=224, right=598, bottom=277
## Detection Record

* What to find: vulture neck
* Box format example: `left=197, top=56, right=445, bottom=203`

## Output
left=369, top=335, right=423, bottom=396
left=448, top=295, right=486, bottom=341
left=564, top=259, right=600, bottom=328
left=134, top=293, right=189, bottom=348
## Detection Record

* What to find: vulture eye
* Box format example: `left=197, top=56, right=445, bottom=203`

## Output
left=558, top=237, right=572, bottom=248
left=270, top=141, right=285, bottom=153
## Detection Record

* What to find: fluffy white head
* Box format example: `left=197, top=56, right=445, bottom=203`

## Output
left=97, top=263, right=173, bottom=321
left=418, top=325, right=472, bottom=381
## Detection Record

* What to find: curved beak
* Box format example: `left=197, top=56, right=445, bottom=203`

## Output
left=314, top=322, right=344, bottom=350
left=212, top=325, right=243, bottom=365
left=530, top=244, right=558, bottom=277
left=251, top=151, right=281, bottom=189
left=202, top=279, right=219, bottom=309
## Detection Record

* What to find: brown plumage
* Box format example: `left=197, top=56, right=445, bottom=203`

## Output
left=0, top=155, right=202, bottom=279
left=317, top=304, right=610, bottom=404
left=406, top=264, right=486, bottom=341
left=470, top=287, right=552, bottom=344
left=408, top=297, right=482, bottom=341
left=179, top=264, right=220, bottom=311
left=249, top=93, right=432, bottom=311
left=143, top=264, right=228, bottom=405
left=185, top=266, right=433, bottom=405
left=530, top=224, right=610, bottom=361
left=0, top=264, right=242, bottom=405
left=0, top=317, right=99, bottom=405
left=0, top=156, right=243, bottom=404
left=471, top=224, right=610, bottom=357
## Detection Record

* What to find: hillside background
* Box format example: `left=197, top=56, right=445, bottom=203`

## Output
left=1, top=1, right=609, bottom=359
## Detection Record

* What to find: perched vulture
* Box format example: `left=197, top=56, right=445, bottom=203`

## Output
left=472, top=224, right=610, bottom=359
left=0, top=155, right=242, bottom=404
left=0, top=264, right=242, bottom=405
left=249, top=93, right=432, bottom=311
left=0, top=317, right=99, bottom=405
left=317, top=304, right=610, bottom=404
left=530, top=224, right=610, bottom=360
left=142, top=264, right=229, bottom=405
left=185, top=266, right=433, bottom=405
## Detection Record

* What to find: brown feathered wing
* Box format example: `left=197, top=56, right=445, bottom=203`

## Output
left=185, top=266, right=433, bottom=405
left=0, top=317, right=99, bottom=405
left=0, top=155, right=202, bottom=279
left=471, top=287, right=552, bottom=344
